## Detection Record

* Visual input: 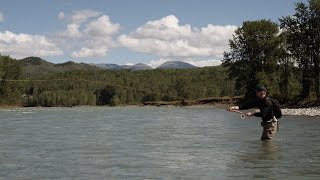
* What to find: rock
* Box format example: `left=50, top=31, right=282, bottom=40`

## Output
left=282, top=107, right=320, bottom=117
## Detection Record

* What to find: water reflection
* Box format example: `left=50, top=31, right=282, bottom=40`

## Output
left=227, top=141, right=281, bottom=179
left=260, top=141, right=280, bottom=160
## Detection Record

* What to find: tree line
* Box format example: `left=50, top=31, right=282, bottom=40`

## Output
left=0, top=55, right=237, bottom=106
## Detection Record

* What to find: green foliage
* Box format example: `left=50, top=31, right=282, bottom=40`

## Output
left=223, top=19, right=282, bottom=97
left=95, top=86, right=117, bottom=105
left=280, top=0, right=320, bottom=99
left=0, top=55, right=22, bottom=105
left=110, top=95, right=120, bottom=106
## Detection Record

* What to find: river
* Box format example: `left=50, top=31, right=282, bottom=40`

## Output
left=0, top=106, right=319, bottom=179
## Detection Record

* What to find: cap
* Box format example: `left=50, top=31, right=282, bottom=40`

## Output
left=256, top=85, right=267, bottom=92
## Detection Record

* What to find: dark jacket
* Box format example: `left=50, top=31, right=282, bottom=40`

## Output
left=239, top=97, right=274, bottom=122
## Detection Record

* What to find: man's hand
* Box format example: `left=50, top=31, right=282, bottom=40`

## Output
left=245, top=112, right=254, bottom=116
left=227, top=106, right=239, bottom=111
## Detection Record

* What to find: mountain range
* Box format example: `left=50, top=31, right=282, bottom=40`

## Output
left=94, top=61, right=197, bottom=70
left=94, top=63, right=154, bottom=71
left=19, top=57, right=199, bottom=72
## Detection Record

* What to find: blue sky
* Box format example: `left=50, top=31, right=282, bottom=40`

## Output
left=0, top=0, right=307, bottom=67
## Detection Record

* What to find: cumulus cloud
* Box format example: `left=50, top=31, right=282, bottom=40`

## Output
left=0, top=11, right=235, bottom=64
left=59, top=23, right=82, bottom=38
left=0, top=31, right=63, bottom=59
left=57, top=10, right=101, bottom=39
left=71, top=47, right=107, bottom=58
left=119, top=15, right=237, bottom=59
left=0, top=12, right=4, bottom=22
left=84, top=15, right=120, bottom=37
left=55, top=10, right=120, bottom=59
left=69, top=10, right=101, bottom=25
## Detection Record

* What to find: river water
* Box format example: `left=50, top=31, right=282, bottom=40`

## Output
left=0, top=106, right=319, bottom=179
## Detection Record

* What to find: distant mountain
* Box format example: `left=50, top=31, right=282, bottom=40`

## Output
left=19, top=57, right=58, bottom=77
left=121, top=63, right=153, bottom=71
left=94, top=63, right=123, bottom=70
left=156, top=61, right=197, bottom=69
left=19, top=57, right=100, bottom=78
left=19, top=56, right=54, bottom=66
left=95, top=61, right=197, bottom=70
left=55, top=61, right=99, bottom=71
left=94, top=63, right=153, bottom=71
left=18, top=57, right=198, bottom=79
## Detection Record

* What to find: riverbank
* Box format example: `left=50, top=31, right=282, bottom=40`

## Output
left=281, top=108, right=320, bottom=117
left=2, top=96, right=320, bottom=117
left=143, top=97, right=320, bottom=117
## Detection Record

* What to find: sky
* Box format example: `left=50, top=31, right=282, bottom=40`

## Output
left=0, top=0, right=308, bottom=68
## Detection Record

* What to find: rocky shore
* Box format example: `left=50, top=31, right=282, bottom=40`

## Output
left=282, top=107, right=320, bottom=117
left=143, top=99, right=320, bottom=117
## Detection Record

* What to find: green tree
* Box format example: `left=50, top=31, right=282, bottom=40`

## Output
left=280, top=2, right=313, bottom=99
left=223, top=20, right=281, bottom=96
left=0, top=55, right=22, bottom=105
left=309, top=0, right=320, bottom=100
left=95, top=86, right=117, bottom=105
left=110, top=95, right=120, bottom=106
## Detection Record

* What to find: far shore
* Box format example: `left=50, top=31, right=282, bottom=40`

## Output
left=1, top=102, right=320, bottom=117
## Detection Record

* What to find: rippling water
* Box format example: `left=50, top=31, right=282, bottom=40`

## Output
left=0, top=106, right=320, bottom=179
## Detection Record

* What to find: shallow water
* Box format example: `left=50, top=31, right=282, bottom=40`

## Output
left=0, top=106, right=319, bottom=179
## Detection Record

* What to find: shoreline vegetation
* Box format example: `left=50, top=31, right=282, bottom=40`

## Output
left=1, top=54, right=319, bottom=117
left=1, top=96, right=320, bottom=117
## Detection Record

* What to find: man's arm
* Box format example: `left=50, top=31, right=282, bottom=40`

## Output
left=246, top=109, right=261, bottom=117
left=228, top=98, right=258, bottom=111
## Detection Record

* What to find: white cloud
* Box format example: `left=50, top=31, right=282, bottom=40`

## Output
left=55, top=10, right=120, bottom=59
left=135, top=15, right=192, bottom=40
left=84, top=15, right=120, bottom=37
left=71, top=47, right=107, bottom=58
left=59, top=23, right=82, bottom=39
left=0, top=11, right=235, bottom=64
left=119, top=15, right=237, bottom=59
left=0, top=31, right=63, bottom=59
left=185, top=59, right=222, bottom=67
left=0, top=12, right=4, bottom=22
left=58, top=11, right=65, bottom=20
left=118, top=35, right=213, bottom=57
left=70, top=10, right=101, bottom=25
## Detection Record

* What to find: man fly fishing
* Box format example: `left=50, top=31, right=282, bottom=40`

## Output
left=227, top=85, right=282, bottom=140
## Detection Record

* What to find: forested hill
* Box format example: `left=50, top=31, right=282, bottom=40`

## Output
left=19, top=57, right=101, bottom=78
left=0, top=55, right=236, bottom=107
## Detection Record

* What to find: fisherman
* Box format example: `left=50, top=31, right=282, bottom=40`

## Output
left=228, top=85, right=279, bottom=140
